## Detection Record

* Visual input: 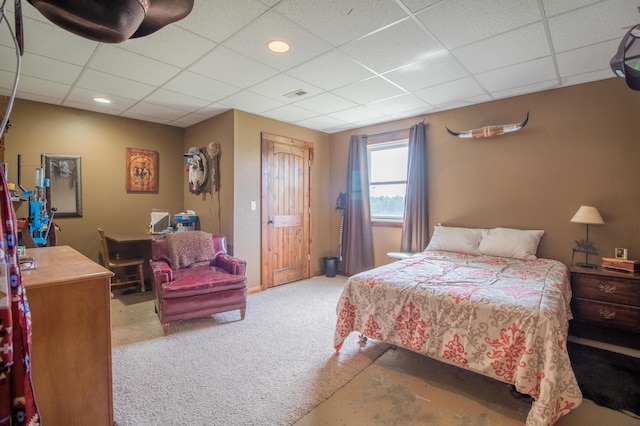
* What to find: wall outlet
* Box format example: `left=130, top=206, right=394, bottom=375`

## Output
left=250, top=201, right=256, bottom=211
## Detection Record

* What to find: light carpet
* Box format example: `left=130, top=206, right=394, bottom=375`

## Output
left=111, top=276, right=390, bottom=426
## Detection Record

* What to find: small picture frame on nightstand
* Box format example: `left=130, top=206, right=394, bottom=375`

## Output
left=615, top=247, right=628, bottom=260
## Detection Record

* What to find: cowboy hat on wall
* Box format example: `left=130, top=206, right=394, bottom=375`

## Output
left=26, top=0, right=194, bottom=43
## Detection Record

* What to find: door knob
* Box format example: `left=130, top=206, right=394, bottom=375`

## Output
left=268, top=218, right=275, bottom=225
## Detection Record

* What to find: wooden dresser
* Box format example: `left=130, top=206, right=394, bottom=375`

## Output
left=22, top=246, right=114, bottom=426
left=570, top=266, right=640, bottom=348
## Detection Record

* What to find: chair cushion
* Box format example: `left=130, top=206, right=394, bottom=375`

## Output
left=160, top=267, right=247, bottom=299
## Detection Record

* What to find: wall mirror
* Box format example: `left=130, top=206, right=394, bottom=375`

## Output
left=43, top=154, right=82, bottom=217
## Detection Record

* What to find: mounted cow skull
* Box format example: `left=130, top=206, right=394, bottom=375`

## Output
left=446, top=112, right=529, bottom=139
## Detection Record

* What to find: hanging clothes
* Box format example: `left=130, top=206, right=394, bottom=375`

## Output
left=0, top=167, right=39, bottom=426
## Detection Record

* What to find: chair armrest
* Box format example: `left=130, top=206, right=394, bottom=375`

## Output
left=215, top=254, right=246, bottom=276
left=150, top=259, right=173, bottom=284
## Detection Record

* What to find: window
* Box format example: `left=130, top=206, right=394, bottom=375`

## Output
left=367, top=139, right=408, bottom=221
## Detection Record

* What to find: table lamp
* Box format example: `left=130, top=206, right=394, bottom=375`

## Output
left=570, top=206, right=605, bottom=268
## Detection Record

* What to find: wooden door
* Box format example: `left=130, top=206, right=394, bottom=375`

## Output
left=261, top=133, right=312, bottom=289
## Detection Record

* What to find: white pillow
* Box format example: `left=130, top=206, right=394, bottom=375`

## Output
left=478, top=227, right=544, bottom=260
left=425, top=225, right=482, bottom=255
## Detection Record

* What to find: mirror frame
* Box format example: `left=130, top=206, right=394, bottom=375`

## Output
left=42, top=154, right=82, bottom=218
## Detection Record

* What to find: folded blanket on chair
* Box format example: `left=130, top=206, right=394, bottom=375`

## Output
left=167, top=231, right=216, bottom=269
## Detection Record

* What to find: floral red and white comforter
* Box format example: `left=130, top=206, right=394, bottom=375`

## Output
left=334, top=251, right=582, bottom=426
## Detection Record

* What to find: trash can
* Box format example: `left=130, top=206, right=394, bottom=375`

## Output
left=324, top=256, right=338, bottom=277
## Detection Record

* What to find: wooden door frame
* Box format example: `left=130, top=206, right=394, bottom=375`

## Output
left=260, top=132, right=314, bottom=290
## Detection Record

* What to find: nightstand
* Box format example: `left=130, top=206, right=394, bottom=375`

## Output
left=570, top=266, right=640, bottom=348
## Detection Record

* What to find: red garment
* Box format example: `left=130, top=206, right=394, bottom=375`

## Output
left=0, top=168, right=39, bottom=426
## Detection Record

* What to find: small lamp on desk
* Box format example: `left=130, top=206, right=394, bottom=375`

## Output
left=570, top=205, right=605, bottom=268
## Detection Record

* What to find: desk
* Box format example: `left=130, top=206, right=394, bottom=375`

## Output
left=106, top=233, right=167, bottom=289
left=23, top=246, right=114, bottom=425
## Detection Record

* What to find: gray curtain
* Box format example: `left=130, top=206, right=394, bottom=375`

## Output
left=400, top=122, right=429, bottom=252
left=341, top=134, right=374, bottom=275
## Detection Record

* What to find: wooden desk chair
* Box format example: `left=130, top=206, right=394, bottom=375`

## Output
left=98, top=227, right=145, bottom=293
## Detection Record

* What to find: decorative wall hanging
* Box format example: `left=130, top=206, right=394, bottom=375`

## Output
left=446, top=112, right=529, bottom=139
left=185, top=142, right=221, bottom=198
left=126, top=148, right=159, bottom=193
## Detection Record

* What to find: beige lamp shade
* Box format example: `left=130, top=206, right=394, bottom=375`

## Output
left=570, top=206, right=605, bottom=225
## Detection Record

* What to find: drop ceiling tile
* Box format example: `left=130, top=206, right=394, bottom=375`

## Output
left=367, top=94, right=430, bottom=115
left=275, top=0, right=407, bottom=46
left=434, top=94, right=493, bottom=111
left=197, top=103, right=233, bottom=116
left=89, top=45, right=181, bottom=86
left=14, top=91, right=61, bottom=106
left=453, top=23, right=551, bottom=75
left=556, top=39, right=620, bottom=77
left=383, top=53, right=468, bottom=91
left=490, top=80, right=559, bottom=100
left=248, top=74, right=322, bottom=102
left=76, top=70, right=155, bottom=100
left=398, top=0, right=442, bottom=13
left=126, top=102, right=188, bottom=121
left=20, top=54, right=83, bottom=85
left=476, top=56, right=557, bottom=93
left=65, top=87, right=138, bottom=110
left=219, top=90, right=284, bottom=114
left=417, top=0, right=541, bottom=50
left=333, top=77, right=406, bottom=105
left=261, top=105, right=319, bottom=122
left=163, top=71, right=240, bottom=102
left=328, top=106, right=384, bottom=123
left=548, top=0, right=639, bottom=53
left=63, top=100, right=131, bottom=115
left=223, top=11, right=333, bottom=71
left=414, top=77, right=486, bottom=106
left=190, top=46, right=279, bottom=88
left=12, top=17, right=98, bottom=65
left=143, top=89, right=211, bottom=113
left=561, top=70, right=615, bottom=87
left=293, top=92, right=357, bottom=115
left=294, top=115, right=348, bottom=131
left=120, top=111, right=172, bottom=125
left=176, top=0, right=269, bottom=43
left=541, top=0, right=601, bottom=17
left=120, top=25, right=216, bottom=68
left=287, top=50, right=374, bottom=91
left=12, top=74, right=71, bottom=99
left=171, top=112, right=219, bottom=127
left=340, top=19, right=445, bottom=74
left=388, top=105, right=436, bottom=120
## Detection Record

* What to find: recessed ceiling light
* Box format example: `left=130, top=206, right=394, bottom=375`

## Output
left=93, top=97, right=112, bottom=104
left=268, top=40, right=290, bottom=53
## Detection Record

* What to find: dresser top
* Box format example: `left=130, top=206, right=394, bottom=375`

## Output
left=22, top=246, right=113, bottom=288
left=571, top=265, right=640, bottom=282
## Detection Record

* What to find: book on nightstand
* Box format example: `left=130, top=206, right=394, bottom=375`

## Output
left=601, top=257, right=640, bottom=273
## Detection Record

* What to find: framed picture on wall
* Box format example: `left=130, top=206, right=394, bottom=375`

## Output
left=126, top=148, right=159, bottom=193
left=42, top=154, right=82, bottom=217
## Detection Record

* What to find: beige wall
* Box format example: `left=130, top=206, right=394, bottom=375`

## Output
left=329, top=78, right=640, bottom=268
left=183, top=110, right=331, bottom=288
left=4, top=99, right=185, bottom=264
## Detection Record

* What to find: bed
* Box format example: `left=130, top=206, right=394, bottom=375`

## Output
left=334, top=226, right=582, bottom=426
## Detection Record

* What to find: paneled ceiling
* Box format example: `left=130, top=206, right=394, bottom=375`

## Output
left=0, top=0, right=637, bottom=133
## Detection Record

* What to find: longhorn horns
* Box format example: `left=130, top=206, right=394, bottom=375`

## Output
left=446, top=112, right=529, bottom=138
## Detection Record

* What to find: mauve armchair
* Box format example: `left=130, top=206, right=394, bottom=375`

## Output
left=150, top=231, right=247, bottom=336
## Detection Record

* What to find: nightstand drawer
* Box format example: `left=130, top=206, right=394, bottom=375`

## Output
left=572, top=299, right=640, bottom=332
left=572, top=274, right=639, bottom=307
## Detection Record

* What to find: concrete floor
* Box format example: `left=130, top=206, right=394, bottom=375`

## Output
left=111, top=288, right=640, bottom=426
